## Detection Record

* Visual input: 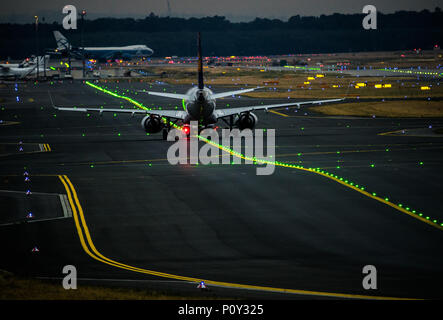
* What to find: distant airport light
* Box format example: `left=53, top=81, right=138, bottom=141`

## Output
left=307, top=77, right=315, bottom=80
left=356, top=83, right=366, bottom=87
left=197, top=281, right=207, bottom=290
left=316, top=74, right=325, bottom=78
left=421, top=86, right=431, bottom=90
left=304, top=81, right=310, bottom=85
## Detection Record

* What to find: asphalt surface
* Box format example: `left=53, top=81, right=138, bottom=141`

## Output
left=0, top=79, right=442, bottom=299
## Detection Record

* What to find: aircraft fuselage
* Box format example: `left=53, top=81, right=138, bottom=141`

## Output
left=184, top=87, right=217, bottom=125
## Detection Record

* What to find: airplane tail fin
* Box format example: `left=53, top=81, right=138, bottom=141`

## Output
left=197, top=32, right=204, bottom=90
left=54, top=31, right=71, bottom=50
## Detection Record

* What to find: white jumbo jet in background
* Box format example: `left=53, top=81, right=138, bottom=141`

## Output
left=53, top=33, right=343, bottom=139
left=53, top=31, right=154, bottom=61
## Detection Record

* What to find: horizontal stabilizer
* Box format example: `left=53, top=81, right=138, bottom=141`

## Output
left=212, top=87, right=262, bottom=99
left=137, top=90, right=188, bottom=100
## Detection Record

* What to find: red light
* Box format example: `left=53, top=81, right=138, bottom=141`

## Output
left=182, top=126, right=190, bottom=135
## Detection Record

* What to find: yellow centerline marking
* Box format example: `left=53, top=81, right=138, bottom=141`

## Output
left=378, top=129, right=405, bottom=136
left=57, top=174, right=420, bottom=300
left=378, top=129, right=443, bottom=137
left=0, top=121, right=20, bottom=126
left=269, top=110, right=289, bottom=117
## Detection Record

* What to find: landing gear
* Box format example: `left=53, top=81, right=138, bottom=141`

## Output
left=220, top=115, right=235, bottom=130
left=162, top=128, right=168, bottom=140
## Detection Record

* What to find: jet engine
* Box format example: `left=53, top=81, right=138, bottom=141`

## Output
left=236, top=112, right=258, bottom=130
left=141, top=115, right=163, bottom=133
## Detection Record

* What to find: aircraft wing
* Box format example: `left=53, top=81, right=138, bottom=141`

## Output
left=214, top=98, right=345, bottom=119
left=53, top=106, right=188, bottom=120
left=212, top=87, right=263, bottom=99
left=48, top=90, right=187, bottom=120
left=137, top=90, right=189, bottom=100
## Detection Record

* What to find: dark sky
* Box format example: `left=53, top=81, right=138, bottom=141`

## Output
left=2, top=0, right=443, bottom=23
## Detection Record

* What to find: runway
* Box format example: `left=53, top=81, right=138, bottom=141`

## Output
left=0, top=79, right=442, bottom=299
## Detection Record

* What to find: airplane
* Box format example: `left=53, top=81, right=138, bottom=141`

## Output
left=0, top=57, right=37, bottom=68
left=52, top=31, right=154, bottom=62
left=0, top=56, right=49, bottom=79
left=52, top=33, right=344, bottom=139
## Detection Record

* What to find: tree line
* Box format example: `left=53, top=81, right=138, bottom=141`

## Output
left=0, top=8, right=442, bottom=58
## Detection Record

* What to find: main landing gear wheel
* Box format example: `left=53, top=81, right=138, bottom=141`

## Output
left=162, top=128, right=168, bottom=140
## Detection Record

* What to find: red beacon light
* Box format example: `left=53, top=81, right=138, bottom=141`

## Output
left=182, top=125, right=190, bottom=135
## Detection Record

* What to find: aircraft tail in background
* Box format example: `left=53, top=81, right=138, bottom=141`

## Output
left=53, top=31, right=71, bottom=50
